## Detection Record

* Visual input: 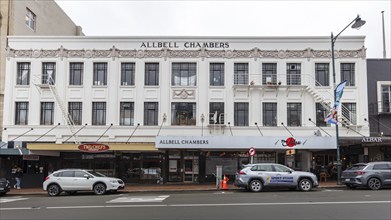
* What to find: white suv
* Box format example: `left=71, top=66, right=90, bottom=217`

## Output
left=43, top=169, right=125, bottom=196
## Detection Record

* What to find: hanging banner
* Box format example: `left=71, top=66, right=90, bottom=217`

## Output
left=325, top=80, right=347, bottom=124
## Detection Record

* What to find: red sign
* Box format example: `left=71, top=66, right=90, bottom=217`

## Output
left=78, top=143, right=110, bottom=153
left=285, top=137, right=296, bottom=147
left=248, top=147, right=256, bottom=156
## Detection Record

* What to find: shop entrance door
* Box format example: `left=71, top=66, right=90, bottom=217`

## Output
left=184, top=152, right=199, bottom=182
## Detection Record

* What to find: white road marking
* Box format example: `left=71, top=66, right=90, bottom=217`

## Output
left=106, top=195, right=169, bottom=203
left=0, top=197, right=28, bottom=204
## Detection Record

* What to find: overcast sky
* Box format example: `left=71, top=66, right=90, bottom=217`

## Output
left=55, top=0, right=391, bottom=58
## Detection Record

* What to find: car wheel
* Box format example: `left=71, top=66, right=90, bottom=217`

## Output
left=47, top=184, right=61, bottom=196
left=298, top=178, right=313, bottom=191
left=249, top=179, right=263, bottom=192
left=93, top=183, right=106, bottom=195
left=367, top=178, right=382, bottom=190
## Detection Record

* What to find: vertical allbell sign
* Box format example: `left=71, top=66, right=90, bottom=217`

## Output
left=325, top=80, right=347, bottom=125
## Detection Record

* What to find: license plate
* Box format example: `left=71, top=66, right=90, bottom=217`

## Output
left=345, top=179, right=350, bottom=182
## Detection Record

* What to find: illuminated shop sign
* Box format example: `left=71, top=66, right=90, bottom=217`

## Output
left=156, top=136, right=336, bottom=149
left=78, top=143, right=110, bottom=153
left=140, top=41, right=230, bottom=49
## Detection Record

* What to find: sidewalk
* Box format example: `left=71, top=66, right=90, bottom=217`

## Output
left=4, top=181, right=344, bottom=196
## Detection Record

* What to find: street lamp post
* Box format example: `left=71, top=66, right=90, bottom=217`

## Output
left=331, top=15, right=365, bottom=185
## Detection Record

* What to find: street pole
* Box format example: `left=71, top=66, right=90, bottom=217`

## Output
left=331, top=32, right=341, bottom=185
left=330, top=15, right=365, bottom=185
left=381, top=11, right=386, bottom=58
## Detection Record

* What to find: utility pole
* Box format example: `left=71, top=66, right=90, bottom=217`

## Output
left=382, top=11, right=387, bottom=58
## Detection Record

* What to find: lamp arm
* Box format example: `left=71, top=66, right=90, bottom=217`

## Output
left=333, top=15, right=360, bottom=42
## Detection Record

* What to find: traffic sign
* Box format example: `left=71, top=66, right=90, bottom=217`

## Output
left=248, top=147, right=256, bottom=156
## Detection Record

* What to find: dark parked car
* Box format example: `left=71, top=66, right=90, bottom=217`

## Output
left=341, top=161, right=391, bottom=190
left=0, top=177, right=11, bottom=196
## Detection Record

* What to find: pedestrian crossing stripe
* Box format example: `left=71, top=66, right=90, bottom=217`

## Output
left=0, top=197, right=28, bottom=204
left=106, top=195, right=170, bottom=203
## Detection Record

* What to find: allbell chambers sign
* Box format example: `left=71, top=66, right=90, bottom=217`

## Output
left=155, top=136, right=337, bottom=149
left=140, top=41, right=230, bottom=49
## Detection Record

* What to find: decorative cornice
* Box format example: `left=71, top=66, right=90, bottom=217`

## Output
left=6, top=46, right=366, bottom=60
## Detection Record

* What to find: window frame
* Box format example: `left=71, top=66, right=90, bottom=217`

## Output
left=171, top=102, right=196, bottom=126
left=287, top=103, right=302, bottom=126
left=234, top=102, right=249, bottom=126
left=340, top=63, right=355, bottom=86
left=262, top=63, right=277, bottom=85
left=16, top=62, right=30, bottom=85
left=234, top=63, right=249, bottom=85
left=42, top=62, right=56, bottom=84
left=69, top=62, right=84, bottom=86
left=15, top=102, right=29, bottom=125
left=286, top=63, right=301, bottom=85
left=263, top=103, right=277, bottom=126
left=25, top=8, right=36, bottom=31
left=93, top=63, right=108, bottom=86
left=145, top=63, right=159, bottom=86
left=40, top=102, right=54, bottom=125
left=144, top=102, right=159, bottom=126
left=172, top=62, right=197, bottom=86
left=120, top=102, right=134, bottom=126
left=315, top=63, right=330, bottom=86
left=92, top=102, right=106, bottom=126
left=209, top=63, right=225, bottom=86
left=209, top=102, right=225, bottom=124
left=121, top=62, right=135, bottom=86
left=68, top=102, right=83, bottom=125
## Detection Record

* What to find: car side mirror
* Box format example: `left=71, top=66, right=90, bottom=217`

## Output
left=84, top=174, right=90, bottom=179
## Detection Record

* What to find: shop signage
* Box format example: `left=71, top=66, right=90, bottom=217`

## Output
left=156, top=136, right=336, bottom=149
left=281, top=137, right=301, bottom=147
left=23, top=155, right=39, bottom=161
left=78, top=143, right=110, bottom=153
left=140, top=41, right=230, bottom=49
left=361, top=137, right=382, bottom=143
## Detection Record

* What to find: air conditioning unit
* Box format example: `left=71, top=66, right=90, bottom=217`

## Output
left=290, top=65, right=297, bottom=70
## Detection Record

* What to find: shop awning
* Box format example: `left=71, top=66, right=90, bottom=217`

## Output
left=27, top=143, right=157, bottom=151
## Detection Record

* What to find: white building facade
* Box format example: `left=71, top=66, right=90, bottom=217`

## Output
left=2, top=36, right=369, bottom=184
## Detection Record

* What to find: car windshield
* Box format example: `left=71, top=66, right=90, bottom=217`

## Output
left=87, top=171, right=107, bottom=177
left=347, top=164, right=367, bottom=170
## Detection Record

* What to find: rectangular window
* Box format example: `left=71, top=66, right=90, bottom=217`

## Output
left=121, top=63, right=135, bottom=86
left=69, top=62, right=83, bottom=85
left=262, top=63, right=277, bottom=85
left=342, top=103, right=357, bottom=125
left=171, top=103, right=196, bottom=126
left=120, top=102, right=134, bottom=126
left=92, top=102, right=106, bottom=125
left=17, top=62, right=30, bottom=85
left=316, top=103, right=328, bottom=127
left=341, top=63, right=355, bottom=86
left=144, top=102, right=158, bottom=126
left=15, top=102, right=29, bottom=125
left=315, top=63, right=330, bottom=86
left=40, top=102, right=54, bottom=125
left=42, top=62, right=56, bottom=84
left=93, top=63, right=107, bottom=86
left=210, top=63, right=225, bottom=86
left=234, top=63, right=248, bottom=85
left=287, top=63, right=301, bottom=85
left=381, top=85, right=391, bottom=113
left=145, top=63, right=159, bottom=86
left=68, top=102, right=82, bottom=125
left=287, top=103, right=301, bottom=126
left=25, top=8, right=36, bottom=31
left=209, top=102, right=225, bottom=124
left=172, top=63, right=197, bottom=86
left=234, top=102, right=249, bottom=126
left=263, top=103, right=277, bottom=126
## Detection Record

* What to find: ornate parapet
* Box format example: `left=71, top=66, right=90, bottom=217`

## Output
left=6, top=46, right=367, bottom=60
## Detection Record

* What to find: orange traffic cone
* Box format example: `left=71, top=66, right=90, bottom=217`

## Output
left=221, top=175, right=229, bottom=190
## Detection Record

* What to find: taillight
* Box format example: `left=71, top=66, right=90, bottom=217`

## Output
left=239, top=171, right=246, bottom=175
left=45, top=176, right=50, bottom=181
left=354, top=171, right=365, bottom=175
